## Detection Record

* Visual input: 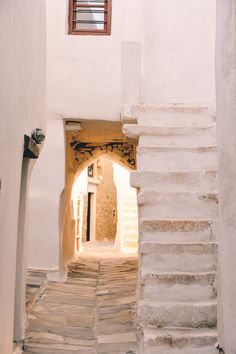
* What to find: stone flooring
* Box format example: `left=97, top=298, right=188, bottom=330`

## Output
left=24, top=243, right=138, bottom=354
left=26, top=271, right=47, bottom=313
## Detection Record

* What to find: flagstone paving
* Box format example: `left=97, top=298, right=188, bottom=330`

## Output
left=24, top=246, right=138, bottom=354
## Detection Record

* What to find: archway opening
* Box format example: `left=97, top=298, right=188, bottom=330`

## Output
left=61, top=119, right=138, bottom=273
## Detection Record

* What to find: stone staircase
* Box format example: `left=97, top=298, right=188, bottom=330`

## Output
left=119, top=189, right=138, bottom=253
left=123, top=105, right=218, bottom=354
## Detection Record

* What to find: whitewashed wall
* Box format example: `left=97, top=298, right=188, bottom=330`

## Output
left=46, top=0, right=141, bottom=120
left=0, top=1, right=46, bottom=353
left=141, top=0, right=216, bottom=106
left=28, top=118, right=65, bottom=270
left=27, top=0, right=216, bottom=270
left=216, top=1, right=236, bottom=352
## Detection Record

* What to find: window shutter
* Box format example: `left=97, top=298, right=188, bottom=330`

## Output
left=68, top=0, right=112, bottom=35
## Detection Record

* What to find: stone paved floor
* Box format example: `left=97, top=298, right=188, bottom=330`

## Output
left=24, top=243, right=138, bottom=354
left=26, top=271, right=47, bottom=313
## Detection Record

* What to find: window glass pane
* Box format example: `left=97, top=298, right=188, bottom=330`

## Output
left=75, top=0, right=105, bottom=5
left=75, top=12, right=105, bottom=23
left=74, top=6, right=105, bottom=30
left=75, top=22, right=104, bottom=31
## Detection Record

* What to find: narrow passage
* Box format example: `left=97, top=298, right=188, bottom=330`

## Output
left=24, top=248, right=138, bottom=354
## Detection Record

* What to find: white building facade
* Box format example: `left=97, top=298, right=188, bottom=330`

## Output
left=2, top=0, right=236, bottom=353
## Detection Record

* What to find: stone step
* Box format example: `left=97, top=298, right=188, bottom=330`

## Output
left=139, top=217, right=216, bottom=235
left=123, top=241, right=138, bottom=250
left=139, top=300, right=217, bottom=328
left=121, top=207, right=138, bottom=215
left=125, top=104, right=214, bottom=126
left=122, top=200, right=138, bottom=208
left=130, top=170, right=217, bottom=192
left=139, top=218, right=216, bottom=243
left=124, top=124, right=216, bottom=147
left=123, top=232, right=138, bottom=240
left=24, top=344, right=96, bottom=354
left=137, top=146, right=217, bottom=172
left=122, top=220, right=138, bottom=231
left=138, top=191, right=218, bottom=219
left=140, top=230, right=216, bottom=243
left=140, top=242, right=217, bottom=272
left=139, top=132, right=216, bottom=148
left=121, top=210, right=138, bottom=217
left=124, top=238, right=138, bottom=244
left=140, top=271, right=216, bottom=302
left=142, top=327, right=217, bottom=354
left=119, top=190, right=137, bottom=198
left=121, top=215, right=138, bottom=223
left=26, top=271, right=47, bottom=313
left=129, top=103, right=209, bottom=114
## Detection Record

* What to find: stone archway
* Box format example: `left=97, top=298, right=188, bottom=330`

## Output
left=60, top=119, right=137, bottom=275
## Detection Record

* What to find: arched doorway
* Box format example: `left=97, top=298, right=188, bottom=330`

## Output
left=61, top=119, right=137, bottom=275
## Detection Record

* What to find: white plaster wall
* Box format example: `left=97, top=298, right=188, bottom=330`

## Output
left=27, top=0, right=142, bottom=270
left=47, top=0, right=142, bottom=121
left=28, top=118, right=65, bottom=270
left=141, top=0, right=216, bottom=107
left=28, top=0, right=216, bottom=271
left=0, top=1, right=46, bottom=353
left=46, top=0, right=216, bottom=118
left=216, top=1, right=236, bottom=352
left=72, top=169, right=88, bottom=202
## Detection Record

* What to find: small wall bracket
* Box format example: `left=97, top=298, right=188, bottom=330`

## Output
left=215, top=343, right=225, bottom=353
left=23, top=135, right=39, bottom=159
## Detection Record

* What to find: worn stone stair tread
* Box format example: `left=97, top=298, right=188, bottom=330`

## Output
left=144, top=327, right=217, bottom=339
left=140, top=270, right=216, bottom=285
left=140, top=270, right=217, bottom=302
left=97, top=332, right=136, bottom=344
left=131, top=170, right=217, bottom=191
left=138, top=145, right=217, bottom=153
left=25, top=331, right=96, bottom=346
left=139, top=300, right=217, bottom=328
left=143, top=327, right=217, bottom=352
left=140, top=299, right=217, bottom=306
left=141, top=270, right=216, bottom=278
left=24, top=347, right=96, bottom=354
left=140, top=241, right=217, bottom=272
left=25, top=255, right=138, bottom=354
left=138, top=191, right=218, bottom=219
left=139, top=217, right=216, bottom=233
left=138, top=191, right=218, bottom=202
left=124, top=123, right=216, bottom=132
left=140, top=241, right=217, bottom=249
left=26, top=271, right=47, bottom=313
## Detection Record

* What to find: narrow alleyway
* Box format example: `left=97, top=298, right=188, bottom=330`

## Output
left=24, top=243, right=138, bottom=354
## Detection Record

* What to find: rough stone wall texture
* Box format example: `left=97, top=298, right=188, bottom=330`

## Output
left=71, top=140, right=136, bottom=171
left=96, top=158, right=117, bottom=241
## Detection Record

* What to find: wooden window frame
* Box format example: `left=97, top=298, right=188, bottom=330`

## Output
left=68, top=0, right=112, bottom=36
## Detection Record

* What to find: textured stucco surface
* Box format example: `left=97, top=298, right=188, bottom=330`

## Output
left=96, top=158, right=117, bottom=241
left=216, top=1, right=236, bottom=352
left=0, top=1, right=46, bottom=353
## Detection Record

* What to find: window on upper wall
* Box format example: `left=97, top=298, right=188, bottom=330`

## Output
left=68, top=0, right=112, bottom=35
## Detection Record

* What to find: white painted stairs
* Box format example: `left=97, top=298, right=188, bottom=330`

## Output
left=123, top=105, right=218, bottom=354
left=119, top=188, right=138, bottom=253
